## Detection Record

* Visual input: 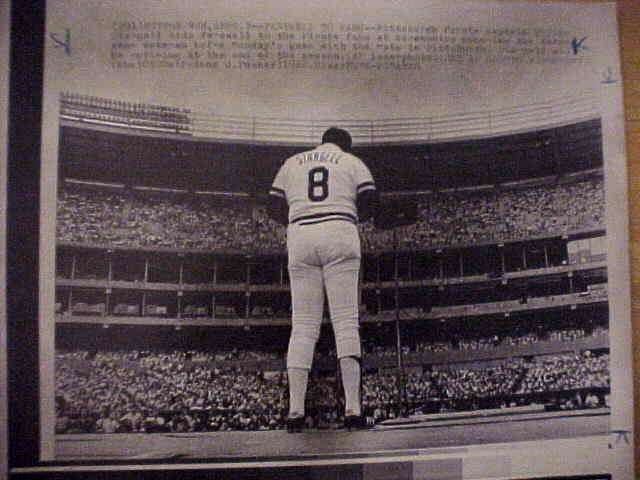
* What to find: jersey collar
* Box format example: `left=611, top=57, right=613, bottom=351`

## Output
left=316, top=143, right=343, bottom=152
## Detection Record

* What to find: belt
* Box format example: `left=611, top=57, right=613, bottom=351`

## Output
left=291, top=212, right=357, bottom=226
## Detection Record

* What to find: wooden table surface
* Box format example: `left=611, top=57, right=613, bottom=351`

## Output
left=619, top=0, right=640, bottom=472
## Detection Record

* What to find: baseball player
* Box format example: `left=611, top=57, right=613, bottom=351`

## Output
left=268, top=127, right=379, bottom=432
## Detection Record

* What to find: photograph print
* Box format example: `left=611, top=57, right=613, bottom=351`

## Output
left=27, top=0, right=634, bottom=477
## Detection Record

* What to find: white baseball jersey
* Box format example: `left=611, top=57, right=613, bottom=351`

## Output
left=269, top=143, right=376, bottom=225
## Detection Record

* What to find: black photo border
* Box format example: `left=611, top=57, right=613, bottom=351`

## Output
left=8, top=0, right=45, bottom=471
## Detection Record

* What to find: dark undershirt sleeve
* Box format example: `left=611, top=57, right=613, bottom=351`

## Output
left=356, top=188, right=380, bottom=223
left=267, top=194, right=289, bottom=226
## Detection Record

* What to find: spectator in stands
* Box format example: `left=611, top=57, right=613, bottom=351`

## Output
left=96, top=410, right=120, bottom=434
left=119, top=407, right=144, bottom=433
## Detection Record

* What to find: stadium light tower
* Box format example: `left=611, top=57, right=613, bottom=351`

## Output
left=375, top=197, right=418, bottom=417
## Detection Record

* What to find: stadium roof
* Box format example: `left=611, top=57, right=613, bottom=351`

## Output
left=58, top=118, right=602, bottom=193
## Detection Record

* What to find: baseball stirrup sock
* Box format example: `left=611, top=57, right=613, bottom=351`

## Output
left=340, top=356, right=361, bottom=416
left=288, top=367, right=309, bottom=416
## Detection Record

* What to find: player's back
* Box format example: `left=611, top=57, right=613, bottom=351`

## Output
left=274, top=143, right=373, bottom=226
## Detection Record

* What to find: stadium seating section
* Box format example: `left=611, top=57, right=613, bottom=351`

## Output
left=57, top=179, right=604, bottom=253
left=55, top=324, right=609, bottom=434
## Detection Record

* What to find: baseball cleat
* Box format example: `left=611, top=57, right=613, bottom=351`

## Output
left=343, top=413, right=370, bottom=431
left=286, top=414, right=305, bottom=433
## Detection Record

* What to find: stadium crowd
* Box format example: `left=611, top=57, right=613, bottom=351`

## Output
left=517, top=351, right=610, bottom=394
left=363, top=352, right=609, bottom=420
left=364, top=325, right=607, bottom=356
left=55, top=344, right=609, bottom=434
left=362, top=179, right=604, bottom=251
left=56, top=349, right=289, bottom=434
left=61, top=92, right=191, bottom=132
left=57, top=179, right=604, bottom=253
left=56, top=189, right=276, bottom=251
